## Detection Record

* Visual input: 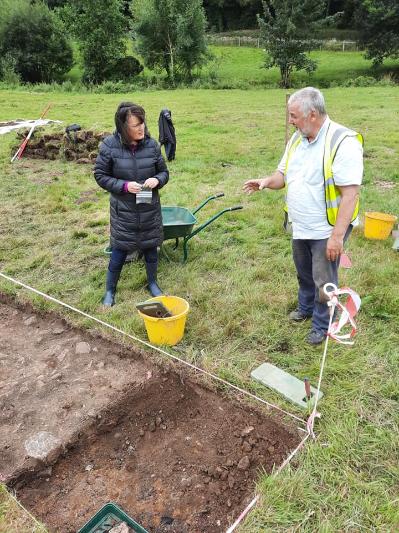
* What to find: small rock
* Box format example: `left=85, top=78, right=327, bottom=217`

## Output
left=24, top=316, right=37, bottom=326
left=75, top=342, right=91, bottom=354
left=267, top=446, right=275, bottom=454
left=85, top=464, right=93, bottom=472
left=227, top=499, right=232, bottom=508
left=98, top=361, right=105, bottom=369
left=38, top=466, right=52, bottom=478
left=53, top=327, right=65, bottom=335
left=24, top=432, right=62, bottom=462
left=181, top=477, right=192, bottom=488
left=160, top=516, right=174, bottom=526
left=109, top=523, right=130, bottom=533
left=155, top=416, right=162, bottom=426
left=149, top=421, right=156, bottom=432
left=237, top=456, right=250, bottom=471
left=139, top=429, right=145, bottom=437
left=57, top=349, right=68, bottom=362
left=241, top=426, right=255, bottom=437
left=228, top=474, right=235, bottom=488
left=242, top=441, right=252, bottom=453
left=207, top=466, right=216, bottom=477
left=114, top=433, right=122, bottom=439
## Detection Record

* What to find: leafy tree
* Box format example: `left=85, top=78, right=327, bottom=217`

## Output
left=0, top=1, right=73, bottom=83
left=203, top=0, right=262, bottom=31
left=133, top=0, right=209, bottom=82
left=257, top=0, right=326, bottom=88
left=356, top=0, right=399, bottom=65
left=60, top=0, right=130, bottom=84
left=44, top=0, right=69, bottom=8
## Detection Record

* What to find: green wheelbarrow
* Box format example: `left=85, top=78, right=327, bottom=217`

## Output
left=162, top=192, right=243, bottom=262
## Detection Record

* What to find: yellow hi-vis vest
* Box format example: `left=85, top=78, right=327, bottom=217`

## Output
left=284, top=120, right=363, bottom=226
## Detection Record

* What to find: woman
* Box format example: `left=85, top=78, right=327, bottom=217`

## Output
left=94, top=102, right=169, bottom=306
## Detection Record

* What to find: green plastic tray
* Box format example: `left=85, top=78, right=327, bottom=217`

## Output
left=77, top=502, right=148, bottom=533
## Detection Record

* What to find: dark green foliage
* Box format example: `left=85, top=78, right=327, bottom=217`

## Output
left=258, top=0, right=327, bottom=88
left=60, top=0, right=131, bottom=84
left=203, top=0, right=263, bottom=31
left=0, top=2, right=73, bottom=83
left=44, top=0, right=69, bottom=7
left=104, top=56, right=144, bottom=81
left=356, top=0, right=399, bottom=65
left=133, top=0, right=209, bottom=82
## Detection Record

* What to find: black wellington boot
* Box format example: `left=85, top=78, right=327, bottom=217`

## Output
left=145, top=261, right=163, bottom=297
left=102, top=270, right=121, bottom=306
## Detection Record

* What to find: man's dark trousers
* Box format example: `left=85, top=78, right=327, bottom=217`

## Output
left=292, top=226, right=352, bottom=334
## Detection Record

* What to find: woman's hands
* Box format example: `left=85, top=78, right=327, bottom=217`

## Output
left=126, top=178, right=159, bottom=194
left=143, top=177, right=159, bottom=189
left=127, top=181, right=142, bottom=194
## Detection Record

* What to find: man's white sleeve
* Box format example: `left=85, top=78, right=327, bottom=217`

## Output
left=332, top=136, right=363, bottom=186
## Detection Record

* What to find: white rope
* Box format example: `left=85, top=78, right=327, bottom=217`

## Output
left=6, top=490, right=44, bottom=530
left=226, top=282, right=362, bottom=532
left=225, top=432, right=310, bottom=532
left=306, top=305, right=334, bottom=438
left=0, top=271, right=305, bottom=424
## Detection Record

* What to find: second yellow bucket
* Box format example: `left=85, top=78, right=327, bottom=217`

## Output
left=137, top=295, right=189, bottom=346
left=364, top=212, right=397, bottom=240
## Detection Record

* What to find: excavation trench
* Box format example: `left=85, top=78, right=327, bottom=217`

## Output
left=0, top=294, right=301, bottom=532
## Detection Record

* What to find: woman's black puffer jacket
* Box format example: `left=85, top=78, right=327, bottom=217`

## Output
left=94, top=133, right=169, bottom=251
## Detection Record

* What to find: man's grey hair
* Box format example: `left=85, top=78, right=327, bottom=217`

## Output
left=288, top=87, right=327, bottom=117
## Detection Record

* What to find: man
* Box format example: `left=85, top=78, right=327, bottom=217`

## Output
left=243, top=87, right=363, bottom=345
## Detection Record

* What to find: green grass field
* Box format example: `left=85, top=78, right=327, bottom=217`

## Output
left=205, top=47, right=399, bottom=87
left=0, top=87, right=398, bottom=531
left=62, top=46, right=399, bottom=88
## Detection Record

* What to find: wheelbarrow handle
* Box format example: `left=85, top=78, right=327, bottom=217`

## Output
left=192, top=192, right=224, bottom=215
left=182, top=205, right=244, bottom=262
left=229, top=205, right=243, bottom=211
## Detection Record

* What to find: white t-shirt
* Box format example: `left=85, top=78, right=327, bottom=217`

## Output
left=278, top=117, right=363, bottom=240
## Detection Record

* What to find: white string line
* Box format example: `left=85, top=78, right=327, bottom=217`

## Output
left=0, top=272, right=305, bottom=424
left=307, top=302, right=335, bottom=437
left=7, top=490, right=44, bottom=530
left=228, top=293, right=344, bottom=531
left=225, top=432, right=310, bottom=533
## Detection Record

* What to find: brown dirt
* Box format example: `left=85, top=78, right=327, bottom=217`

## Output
left=0, top=294, right=301, bottom=532
left=12, top=128, right=110, bottom=163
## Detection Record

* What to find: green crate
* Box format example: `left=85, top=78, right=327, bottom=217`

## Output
left=77, top=502, right=148, bottom=533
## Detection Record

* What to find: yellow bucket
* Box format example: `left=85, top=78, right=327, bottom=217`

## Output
left=364, top=212, right=397, bottom=240
left=137, top=295, right=189, bottom=346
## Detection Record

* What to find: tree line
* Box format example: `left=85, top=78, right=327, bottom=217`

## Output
left=0, top=0, right=397, bottom=88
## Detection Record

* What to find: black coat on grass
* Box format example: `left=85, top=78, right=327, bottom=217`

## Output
left=94, top=133, right=169, bottom=251
left=158, top=108, right=176, bottom=161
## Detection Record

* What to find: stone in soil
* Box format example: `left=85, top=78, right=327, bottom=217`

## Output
left=0, top=294, right=302, bottom=533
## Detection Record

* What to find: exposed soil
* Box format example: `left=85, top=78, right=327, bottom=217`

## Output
left=0, top=294, right=301, bottom=532
left=12, top=128, right=110, bottom=163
